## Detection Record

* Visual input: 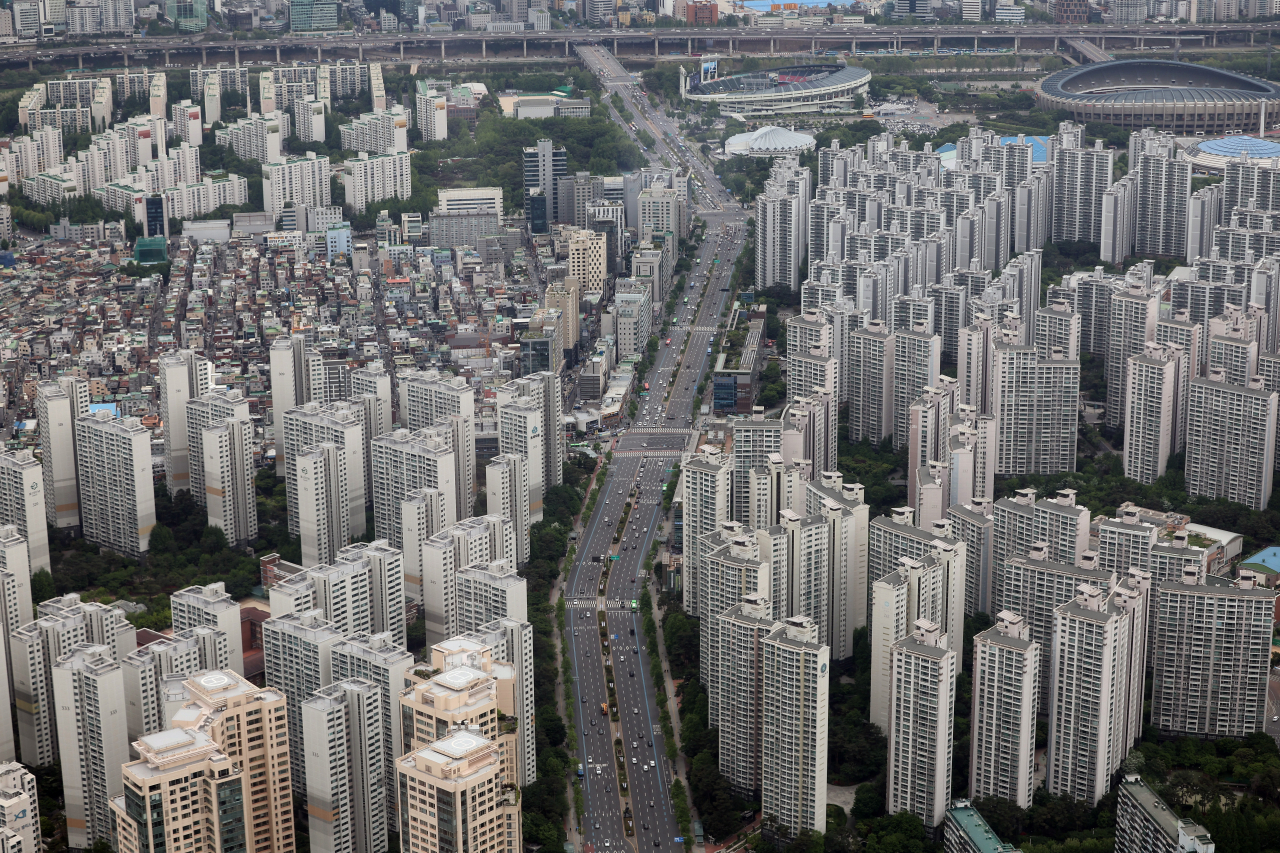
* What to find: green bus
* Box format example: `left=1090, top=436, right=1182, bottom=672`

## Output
left=683, top=297, right=689, bottom=304
left=631, top=600, right=638, bottom=612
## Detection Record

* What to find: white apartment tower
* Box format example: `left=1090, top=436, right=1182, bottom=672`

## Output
left=731, top=415, right=783, bottom=526
left=990, top=334, right=1080, bottom=476
left=497, top=401, right=545, bottom=524
left=74, top=411, right=158, bottom=557
left=498, top=372, right=564, bottom=498
left=264, top=152, right=331, bottom=218
left=1124, top=343, right=1190, bottom=484
left=36, top=377, right=88, bottom=530
left=487, top=454, right=531, bottom=565
left=302, top=679, right=387, bottom=853
left=892, top=323, right=941, bottom=451
left=848, top=321, right=895, bottom=444
left=1131, top=129, right=1191, bottom=259
left=297, top=443, right=351, bottom=568
left=1052, top=135, right=1113, bottom=244
left=805, top=473, right=870, bottom=657
left=370, top=427, right=458, bottom=552
left=397, top=368, right=477, bottom=519
left=270, top=542, right=407, bottom=647
left=170, top=582, right=245, bottom=675
left=283, top=400, right=367, bottom=540
left=453, top=559, right=528, bottom=637
left=0, top=451, right=49, bottom=573
left=1106, top=280, right=1160, bottom=430
left=184, top=387, right=250, bottom=508
left=52, top=644, right=129, bottom=851
left=701, top=525, right=770, bottom=728
left=120, top=626, right=232, bottom=744
left=760, top=616, right=829, bottom=837
left=414, top=516, right=516, bottom=647
left=351, top=363, right=394, bottom=438
left=0, top=764, right=38, bottom=853
left=969, top=611, right=1039, bottom=809
left=716, top=593, right=777, bottom=799
left=156, top=349, right=214, bottom=495
left=756, top=183, right=804, bottom=292
left=680, top=450, right=731, bottom=618
left=262, top=609, right=346, bottom=796
left=1150, top=567, right=1275, bottom=739
left=202, top=417, right=258, bottom=546
left=1184, top=372, right=1278, bottom=511
left=885, top=620, right=956, bottom=829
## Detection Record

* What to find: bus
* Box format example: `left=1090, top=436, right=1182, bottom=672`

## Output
left=631, top=599, right=638, bottom=612
left=644, top=382, right=650, bottom=391
left=683, top=297, right=689, bottom=304
left=577, top=764, right=584, bottom=778
left=600, top=703, right=608, bottom=716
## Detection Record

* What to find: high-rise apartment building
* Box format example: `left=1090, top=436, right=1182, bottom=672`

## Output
left=1184, top=372, right=1278, bottom=510
left=270, top=541, right=406, bottom=647
left=498, top=372, right=564, bottom=498
left=0, top=451, right=49, bottom=573
left=36, top=377, right=88, bottom=530
left=121, top=626, right=231, bottom=744
left=170, top=582, right=245, bottom=674
left=167, top=669, right=295, bottom=853
left=969, top=611, right=1039, bottom=808
left=371, top=427, right=459, bottom=554
left=262, top=610, right=345, bottom=796
left=453, top=560, right=527, bottom=637
left=330, top=633, right=413, bottom=821
left=74, top=411, right=157, bottom=557
left=1105, top=280, right=1160, bottom=429
left=283, top=400, right=367, bottom=540
left=397, top=369, right=476, bottom=519
left=157, top=349, right=214, bottom=495
left=487, top=454, right=531, bottom=565
left=53, top=643, right=129, bottom=850
left=0, top=764, right=39, bottom=853
left=681, top=449, right=731, bottom=617
left=1115, top=775, right=1214, bottom=853
left=893, top=323, right=941, bottom=451
left=730, top=415, right=783, bottom=525
left=302, top=679, right=387, bottom=853
left=414, top=516, right=517, bottom=646
left=848, top=321, right=895, bottom=444
left=1124, top=343, right=1190, bottom=484
left=1053, top=134, right=1113, bottom=244
left=184, top=388, right=250, bottom=508
left=395, top=730, right=522, bottom=853
left=1131, top=129, right=1191, bottom=259
left=264, top=151, right=331, bottom=218
left=1150, top=567, right=1275, bottom=739
left=202, top=417, right=258, bottom=546
left=523, top=138, right=566, bottom=220
left=715, top=593, right=777, bottom=799
left=942, top=803, right=1018, bottom=853
left=351, top=363, right=393, bottom=437
left=886, top=620, right=956, bottom=829
left=760, top=616, right=829, bottom=837
left=1046, top=578, right=1149, bottom=806
left=990, top=333, right=1080, bottom=475
left=756, top=182, right=804, bottom=292
left=342, top=151, right=412, bottom=214
left=700, top=525, right=770, bottom=728
left=804, top=473, right=870, bottom=657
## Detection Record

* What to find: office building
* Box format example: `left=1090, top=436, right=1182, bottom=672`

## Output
left=342, top=151, right=411, bottom=214
left=157, top=349, right=214, bottom=495
left=36, top=377, right=88, bottom=530
left=760, top=616, right=829, bottom=837
left=167, top=670, right=295, bottom=853
left=395, top=730, right=522, bottom=853
left=202, top=417, right=258, bottom=546
left=886, top=620, right=956, bottom=829
left=969, top=612, right=1038, bottom=808
left=1150, top=567, right=1275, bottom=739
left=74, top=411, right=157, bottom=557
left=1124, top=343, right=1190, bottom=484
left=53, top=644, right=129, bottom=850
left=264, top=152, right=330, bottom=218
left=263, top=610, right=345, bottom=796
left=170, top=582, right=245, bottom=675
left=120, top=626, right=231, bottom=745
left=0, top=452, right=48, bottom=574
left=1115, top=775, right=1214, bottom=853
left=487, top=454, right=531, bottom=565
left=302, top=679, right=387, bottom=853
left=523, top=138, right=566, bottom=220
left=283, top=400, right=366, bottom=541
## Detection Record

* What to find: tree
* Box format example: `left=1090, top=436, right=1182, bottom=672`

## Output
left=30, top=569, right=55, bottom=607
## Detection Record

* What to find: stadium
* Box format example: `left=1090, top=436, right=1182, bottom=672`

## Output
left=1035, top=60, right=1280, bottom=136
left=680, top=63, right=872, bottom=119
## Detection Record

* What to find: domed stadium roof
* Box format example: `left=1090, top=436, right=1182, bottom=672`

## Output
left=1194, top=135, right=1280, bottom=158
left=724, top=126, right=816, bottom=157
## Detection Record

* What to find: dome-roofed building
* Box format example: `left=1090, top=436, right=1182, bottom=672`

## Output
left=1035, top=60, right=1280, bottom=136
left=683, top=63, right=871, bottom=119
left=724, top=126, right=816, bottom=157
left=1185, top=135, right=1280, bottom=173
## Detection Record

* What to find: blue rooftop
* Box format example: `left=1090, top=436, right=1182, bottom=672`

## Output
left=946, top=807, right=1017, bottom=853
left=934, top=142, right=956, bottom=154
left=1243, top=545, right=1280, bottom=573
left=1001, top=135, right=1051, bottom=163
left=1196, top=135, right=1280, bottom=158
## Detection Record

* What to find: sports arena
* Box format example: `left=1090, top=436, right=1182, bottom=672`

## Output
left=680, top=63, right=872, bottom=119
left=1035, top=60, right=1280, bottom=137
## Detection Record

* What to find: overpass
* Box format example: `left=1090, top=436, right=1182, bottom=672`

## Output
left=5, top=21, right=1271, bottom=71
left=1063, top=37, right=1113, bottom=63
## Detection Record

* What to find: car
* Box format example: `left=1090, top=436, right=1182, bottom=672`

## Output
left=632, top=757, right=637, bottom=764
left=632, top=741, right=638, bottom=748
left=644, top=824, right=649, bottom=831
left=591, top=718, right=596, bottom=726
left=647, top=740, right=653, bottom=747
left=642, top=764, right=649, bottom=772
left=581, top=696, right=587, bottom=703
left=595, top=823, right=601, bottom=829
left=634, top=648, right=640, bottom=655
left=630, top=671, right=635, bottom=677
left=649, top=801, right=655, bottom=808
left=655, top=842, right=661, bottom=847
